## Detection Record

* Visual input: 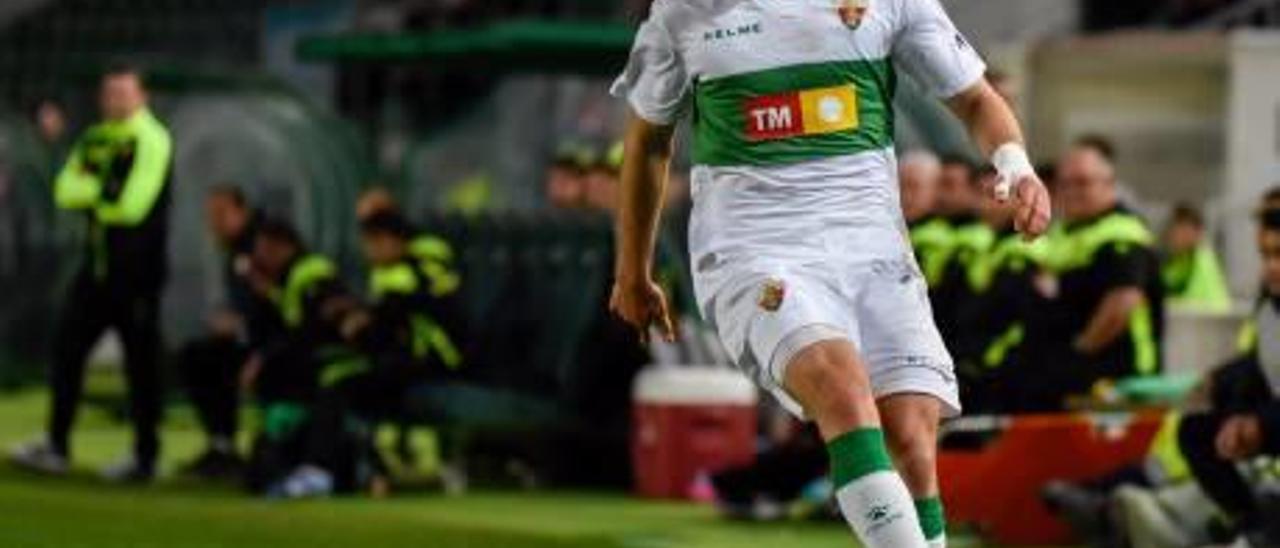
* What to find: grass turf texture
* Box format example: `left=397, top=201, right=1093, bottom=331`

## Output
left=0, top=388, right=986, bottom=547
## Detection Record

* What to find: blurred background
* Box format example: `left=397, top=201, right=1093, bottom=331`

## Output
left=1, top=1, right=1279, bottom=547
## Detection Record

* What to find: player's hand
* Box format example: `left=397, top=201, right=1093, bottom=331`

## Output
left=1003, top=173, right=1051, bottom=240
left=1216, top=414, right=1263, bottom=460
left=609, top=277, right=676, bottom=344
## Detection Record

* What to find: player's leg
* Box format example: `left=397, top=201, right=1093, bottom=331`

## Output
left=854, top=258, right=962, bottom=547
left=880, top=393, right=946, bottom=547
left=782, top=335, right=927, bottom=547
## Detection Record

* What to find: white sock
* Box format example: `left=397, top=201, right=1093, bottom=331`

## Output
left=210, top=436, right=234, bottom=454
left=835, top=470, right=927, bottom=548
left=927, top=532, right=947, bottom=548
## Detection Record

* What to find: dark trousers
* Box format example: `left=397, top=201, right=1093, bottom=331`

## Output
left=178, top=337, right=247, bottom=442
left=1179, top=412, right=1267, bottom=530
left=49, top=273, right=163, bottom=465
left=712, top=431, right=827, bottom=505
left=304, top=366, right=418, bottom=476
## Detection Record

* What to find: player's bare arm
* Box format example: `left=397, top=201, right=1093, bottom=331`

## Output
left=946, top=79, right=1051, bottom=239
left=610, top=111, right=677, bottom=343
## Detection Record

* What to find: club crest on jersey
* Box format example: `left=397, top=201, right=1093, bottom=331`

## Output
left=758, top=278, right=787, bottom=312
left=837, top=0, right=870, bottom=29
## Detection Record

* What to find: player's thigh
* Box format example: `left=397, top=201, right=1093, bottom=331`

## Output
left=854, top=259, right=961, bottom=418
left=708, top=267, right=857, bottom=418
left=783, top=337, right=881, bottom=437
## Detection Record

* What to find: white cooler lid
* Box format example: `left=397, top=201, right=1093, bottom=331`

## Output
left=633, top=366, right=758, bottom=406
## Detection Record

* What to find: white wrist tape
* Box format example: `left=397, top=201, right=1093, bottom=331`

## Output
left=991, top=143, right=1035, bottom=201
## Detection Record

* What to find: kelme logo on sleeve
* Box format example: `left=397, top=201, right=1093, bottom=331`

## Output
left=743, top=85, right=858, bottom=141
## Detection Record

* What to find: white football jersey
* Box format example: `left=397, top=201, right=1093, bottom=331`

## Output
left=612, top=0, right=986, bottom=310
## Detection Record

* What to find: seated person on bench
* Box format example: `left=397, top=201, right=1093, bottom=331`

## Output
left=1178, top=197, right=1280, bottom=546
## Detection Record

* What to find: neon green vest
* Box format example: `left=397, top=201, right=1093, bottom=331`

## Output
left=953, top=222, right=996, bottom=291
left=910, top=217, right=955, bottom=287
left=970, top=231, right=1047, bottom=294
left=975, top=232, right=1048, bottom=369
left=1049, top=212, right=1160, bottom=375
left=276, top=254, right=337, bottom=329
left=368, top=261, right=461, bottom=369
left=409, top=235, right=461, bottom=297
left=1162, top=244, right=1231, bottom=312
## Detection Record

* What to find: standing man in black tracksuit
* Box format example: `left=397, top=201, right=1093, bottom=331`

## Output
left=176, top=185, right=283, bottom=478
left=9, top=65, right=174, bottom=482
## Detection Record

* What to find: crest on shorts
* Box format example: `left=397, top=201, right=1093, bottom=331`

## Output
left=837, top=0, right=870, bottom=30
left=758, top=278, right=787, bottom=312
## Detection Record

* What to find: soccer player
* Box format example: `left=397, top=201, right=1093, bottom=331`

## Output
left=609, top=1, right=1050, bottom=546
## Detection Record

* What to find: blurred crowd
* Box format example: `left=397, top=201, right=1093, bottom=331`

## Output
left=9, top=66, right=473, bottom=498
left=707, top=135, right=1280, bottom=546
left=900, top=137, right=1228, bottom=415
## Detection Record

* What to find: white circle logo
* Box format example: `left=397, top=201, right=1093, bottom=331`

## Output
left=818, top=96, right=844, bottom=123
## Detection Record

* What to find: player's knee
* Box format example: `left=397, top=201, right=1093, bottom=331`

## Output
left=883, top=401, right=938, bottom=470
left=786, top=341, right=874, bottom=422
left=884, top=421, right=936, bottom=471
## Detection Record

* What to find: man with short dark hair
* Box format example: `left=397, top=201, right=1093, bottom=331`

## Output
left=959, top=165, right=1047, bottom=412
left=1177, top=195, right=1280, bottom=546
left=1161, top=203, right=1231, bottom=312
left=545, top=150, right=589, bottom=210
left=175, top=185, right=281, bottom=478
left=932, top=156, right=994, bottom=359
left=1027, top=142, right=1163, bottom=410
left=11, top=64, right=173, bottom=482
left=900, top=151, right=950, bottom=287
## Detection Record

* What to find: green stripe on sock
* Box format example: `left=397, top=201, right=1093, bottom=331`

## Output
left=916, top=497, right=946, bottom=540
left=826, top=428, right=894, bottom=488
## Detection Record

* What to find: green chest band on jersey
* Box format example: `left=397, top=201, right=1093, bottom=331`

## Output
left=691, top=59, right=895, bottom=166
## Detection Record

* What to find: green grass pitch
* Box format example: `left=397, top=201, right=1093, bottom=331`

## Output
left=0, top=388, right=992, bottom=547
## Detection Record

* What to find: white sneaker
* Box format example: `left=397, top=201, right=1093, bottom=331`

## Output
left=1226, top=536, right=1255, bottom=548
left=1201, top=535, right=1257, bottom=548
left=8, top=439, right=69, bottom=475
left=1114, top=486, right=1196, bottom=548
left=439, top=461, right=468, bottom=496
left=100, top=456, right=155, bottom=483
left=267, top=465, right=334, bottom=499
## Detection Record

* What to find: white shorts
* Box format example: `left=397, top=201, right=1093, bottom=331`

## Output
left=703, top=256, right=960, bottom=419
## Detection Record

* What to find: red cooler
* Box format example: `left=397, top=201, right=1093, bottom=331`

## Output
left=632, top=366, right=758, bottom=499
